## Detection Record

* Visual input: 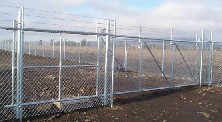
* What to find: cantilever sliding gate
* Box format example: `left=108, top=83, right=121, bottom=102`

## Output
left=112, top=37, right=201, bottom=95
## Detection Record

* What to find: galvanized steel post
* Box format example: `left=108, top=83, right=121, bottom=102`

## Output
left=162, top=40, right=165, bottom=77
left=96, top=21, right=101, bottom=96
left=200, top=29, right=204, bottom=87
left=170, top=29, right=174, bottom=87
left=11, top=20, right=16, bottom=105
left=208, top=31, right=213, bottom=86
left=195, top=32, right=199, bottom=83
left=111, top=19, right=116, bottom=107
left=16, top=6, right=24, bottom=120
left=58, top=33, right=63, bottom=100
left=104, top=19, right=110, bottom=105
left=16, top=10, right=22, bottom=119
left=139, top=26, right=143, bottom=91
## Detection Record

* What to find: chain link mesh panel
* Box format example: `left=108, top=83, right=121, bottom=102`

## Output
left=173, top=41, right=200, bottom=86
left=142, top=40, right=171, bottom=89
left=113, top=38, right=201, bottom=95
left=114, top=37, right=141, bottom=93
left=23, top=32, right=60, bottom=66
left=212, top=42, right=222, bottom=86
left=0, top=29, right=17, bottom=120
left=20, top=31, right=109, bottom=118
left=201, top=42, right=210, bottom=85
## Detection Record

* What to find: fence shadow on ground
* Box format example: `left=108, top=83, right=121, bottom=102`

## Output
left=114, top=85, right=199, bottom=105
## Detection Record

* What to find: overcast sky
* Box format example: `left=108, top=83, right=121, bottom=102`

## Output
left=0, top=0, right=221, bottom=41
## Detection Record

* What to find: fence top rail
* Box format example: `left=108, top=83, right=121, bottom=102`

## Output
left=0, top=26, right=213, bottom=43
left=0, top=26, right=108, bottom=36
left=116, top=38, right=203, bottom=43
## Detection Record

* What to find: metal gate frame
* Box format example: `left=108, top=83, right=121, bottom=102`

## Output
left=2, top=7, right=116, bottom=121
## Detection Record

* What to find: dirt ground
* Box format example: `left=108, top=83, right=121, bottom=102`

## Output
left=24, top=86, right=222, bottom=122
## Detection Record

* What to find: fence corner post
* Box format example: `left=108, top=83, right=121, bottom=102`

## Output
left=200, top=29, right=204, bottom=87
left=111, top=19, right=116, bottom=108
left=16, top=6, right=24, bottom=121
left=104, top=19, right=110, bottom=105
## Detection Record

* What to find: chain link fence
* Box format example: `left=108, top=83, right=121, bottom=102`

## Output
left=212, top=42, right=222, bottom=86
left=0, top=5, right=221, bottom=121
left=1, top=28, right=218, bottom=121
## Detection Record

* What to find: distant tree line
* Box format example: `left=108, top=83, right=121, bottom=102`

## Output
left=1, top=39, right=12, bottom=43
left=38, top=39, right=91, bottom=47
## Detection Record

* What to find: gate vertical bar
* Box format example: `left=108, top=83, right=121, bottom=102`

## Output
left=111, top=19, right=116, bottom=107
left=170, top=29, right=174, bottom=87
left=211, top=31, right=214, bottom=85
left=96, top=21, right=101, bottom=96
left=58, top=33, right=63, bottom=100
left=139, top=26, right=143, bottom=91
left=195, top=32, right=199, bottom=83
left=16, top=6, right=24, bottom=120
left=104, top=19, right=110, bottom=105
left=200, top=29, right=204, bottom=87
left=11, top=20, right=16, bottom=105
left=162, top=40, right=165, bottom=77
left=208, top=31, right=213, bottom=86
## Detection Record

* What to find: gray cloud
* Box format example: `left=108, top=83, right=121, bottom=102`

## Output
left=0, top=0, right=221, bottom=40
left=85, top=0, right=222, bottom=40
